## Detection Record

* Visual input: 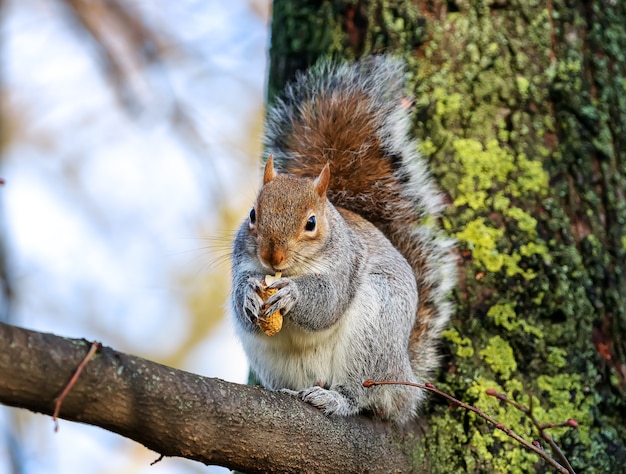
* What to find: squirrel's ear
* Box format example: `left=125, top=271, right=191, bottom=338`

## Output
left=263, top=154, right=277, bottom=185
left=314, top=163, right=330, bottom=197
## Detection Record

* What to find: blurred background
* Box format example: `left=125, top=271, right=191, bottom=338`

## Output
left=0, top=0, right=270, bottom=472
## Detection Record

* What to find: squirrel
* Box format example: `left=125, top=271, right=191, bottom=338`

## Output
left=229, top=56, right=456, bottom=423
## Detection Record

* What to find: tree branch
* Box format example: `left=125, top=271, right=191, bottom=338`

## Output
left=0, top=322, right=421, bottom=473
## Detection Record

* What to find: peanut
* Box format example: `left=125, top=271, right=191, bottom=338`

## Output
left=257, top=272, right=283, bottom=336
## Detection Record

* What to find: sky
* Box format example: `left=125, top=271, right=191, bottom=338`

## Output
left=0, top=1, right=270, bottom=472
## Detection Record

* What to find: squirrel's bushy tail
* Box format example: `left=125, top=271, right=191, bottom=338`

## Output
left=264, top=56, right=457, bottom=378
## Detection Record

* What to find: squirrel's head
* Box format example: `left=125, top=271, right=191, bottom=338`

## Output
left=248, top=155, right=330, bottom=273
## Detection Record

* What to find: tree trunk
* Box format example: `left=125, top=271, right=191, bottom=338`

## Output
left=268, top=0, right=625, bottom=472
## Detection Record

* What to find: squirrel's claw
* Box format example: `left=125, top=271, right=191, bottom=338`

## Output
left=243, top=278, right=265, bottom=322
left=248, top=276, right=265, bottom=293
left=267, top=279, right=289, bottom=290
left=295, top=386, right=360, bottom=417
left=263, top=278, right=298, bottom=317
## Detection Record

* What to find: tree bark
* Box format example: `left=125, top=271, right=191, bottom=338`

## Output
left=0, top=322, right=421, bottom=473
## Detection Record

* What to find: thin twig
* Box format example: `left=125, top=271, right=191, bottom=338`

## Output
left=488, top=390, right=577, bottom=474
left=363, top=379, right=570, bottom=474
left=53, top=341, right=101, bottom=432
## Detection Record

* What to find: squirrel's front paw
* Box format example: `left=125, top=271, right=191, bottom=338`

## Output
left=243, top=277, right=265, bottom=322
left=296, top=386, right=359, bottom=417
left=263, top=278, right=299, bottom=317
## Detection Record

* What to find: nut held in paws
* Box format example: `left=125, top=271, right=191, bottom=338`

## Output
left=257, top=272, right=283, bottom=336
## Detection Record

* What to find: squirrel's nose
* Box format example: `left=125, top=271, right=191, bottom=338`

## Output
left=260, top=244, right=287, bottom=271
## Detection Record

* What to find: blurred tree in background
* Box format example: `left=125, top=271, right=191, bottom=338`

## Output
left=1, top=1, right=269, bottom=473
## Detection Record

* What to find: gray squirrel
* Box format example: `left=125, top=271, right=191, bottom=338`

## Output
left=229, top=56, right=456, bottom=423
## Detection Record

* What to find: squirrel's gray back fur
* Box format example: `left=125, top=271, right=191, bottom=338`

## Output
left=264, top=56, right=456, bottom=379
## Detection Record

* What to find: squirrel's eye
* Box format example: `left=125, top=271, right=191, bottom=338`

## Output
left=249, top=208, right=256, bottom=224
left=305, top=215, right=316, bottom=232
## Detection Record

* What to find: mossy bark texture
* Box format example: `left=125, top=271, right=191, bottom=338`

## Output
left=269, top=1, right=626, bottom=472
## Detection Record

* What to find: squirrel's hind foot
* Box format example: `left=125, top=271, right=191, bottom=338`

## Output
left=281, top=386, right=359, bottom=417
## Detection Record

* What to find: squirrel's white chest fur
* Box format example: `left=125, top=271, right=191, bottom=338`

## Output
left=236, top=284, right=376, bottom=390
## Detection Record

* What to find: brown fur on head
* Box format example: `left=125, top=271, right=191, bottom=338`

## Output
left=249, top=157, right=330, bottom=273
